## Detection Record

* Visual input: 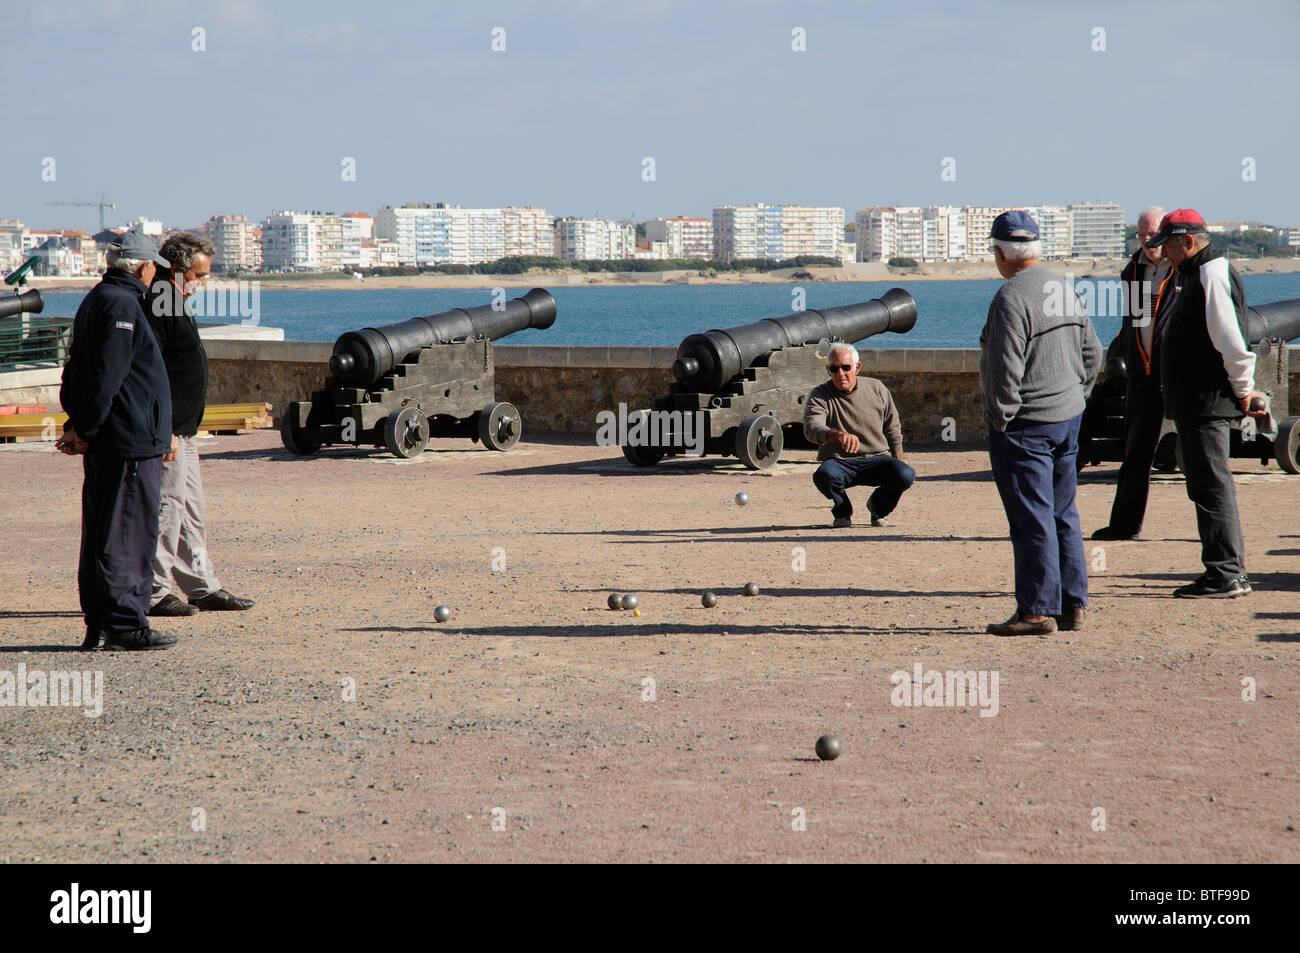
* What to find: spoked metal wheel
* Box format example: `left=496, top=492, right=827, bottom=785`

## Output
left=478, top=401, right=522, bottom=451
left=383, top=406, right=430, bottom=458
left=735, top=413, right=783, bottom=470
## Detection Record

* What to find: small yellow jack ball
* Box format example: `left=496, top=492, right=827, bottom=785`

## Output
left=633, top=609, right=641, bottom=617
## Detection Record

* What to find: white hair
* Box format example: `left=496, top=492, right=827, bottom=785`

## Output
left=827, top=343, right=859, bottom=365
left=105, top=246, right=148, bottom=273
left=1138, top=206, right=1166, bottom=227
left=992, top=238, right=1042, bottom=261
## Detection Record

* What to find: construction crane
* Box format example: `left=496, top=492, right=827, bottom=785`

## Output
left=45, top=191, right=117, bottom=232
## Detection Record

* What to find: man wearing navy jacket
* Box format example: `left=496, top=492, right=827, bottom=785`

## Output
left=57, top=228, right=180, bottom=650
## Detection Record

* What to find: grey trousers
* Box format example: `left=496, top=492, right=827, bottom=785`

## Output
left=152, top=434, right=221, bottom=604
left=1173, top=416, right=1246, bottom=585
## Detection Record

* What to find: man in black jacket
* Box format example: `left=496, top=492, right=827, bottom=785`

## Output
left=56, top=229, right=179, bottom=650
left=1093, top=206, right=1175, bottom=540
left=146, top=232, right=254, bottom=616
left=1147, top=209, right=1268, bottom=598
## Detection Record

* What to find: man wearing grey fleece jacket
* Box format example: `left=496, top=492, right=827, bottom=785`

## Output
left=979, top=211, right=1103, bottom=636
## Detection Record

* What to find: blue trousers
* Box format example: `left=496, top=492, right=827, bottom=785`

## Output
left=79, top=452, right=162, bottom=634
left=812, top=454, right=915, bottom=519
left=987, top=416, right=1088, bottom=616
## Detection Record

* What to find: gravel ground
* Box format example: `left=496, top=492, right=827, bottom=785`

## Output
left=1, top=430, right=1296, bottom=863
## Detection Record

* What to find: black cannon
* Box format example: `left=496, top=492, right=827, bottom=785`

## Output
left=621, top=289, right=917, bottom=469
left=281, top=288, right=556, bottom=459
left=0, top=289, right=43, bottom=320
left=1080, top=296, right=1300, bottom=475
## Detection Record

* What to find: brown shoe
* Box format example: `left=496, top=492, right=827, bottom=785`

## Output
left=189, top=589, right=254, bottom=611
left=987, top=613, right=1057, bottom=636
left=1054, top=607, right=1086, bottom=631
left=150, top=594, right=199, bottom=617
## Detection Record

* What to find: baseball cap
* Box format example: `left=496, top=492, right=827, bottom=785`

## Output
left=989, top=210, right=1040, bottom=242
left=111, top=228, right=169, bottom=268
left=1145, top=208, right=1207, bottom=247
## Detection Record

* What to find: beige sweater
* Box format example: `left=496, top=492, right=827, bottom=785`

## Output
left=803, top=377, right=903, bottom=461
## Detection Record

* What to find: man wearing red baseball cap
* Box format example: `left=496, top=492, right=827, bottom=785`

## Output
left=1147, top=209, right=1269, bottom=598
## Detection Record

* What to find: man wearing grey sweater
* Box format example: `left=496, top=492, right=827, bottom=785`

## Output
left=980, top=211, right=1102, bottom=636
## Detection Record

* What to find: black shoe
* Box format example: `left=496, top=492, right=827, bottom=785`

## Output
left=866, top=502, right=890, bottom=527
left=1091, top=526, right=1138, bottom=541
left=102, top=627, right=178, bottom=651
left=80, top=626, right=101, bottom=651
left=189, top=589, right=254, bottom=611
left=150, top=594, right=200, bottom=617
left=1173, top=575, right=1252, bottom=599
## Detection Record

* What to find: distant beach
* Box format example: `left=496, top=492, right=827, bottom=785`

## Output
left=27, top=255, right=1300, bottom=295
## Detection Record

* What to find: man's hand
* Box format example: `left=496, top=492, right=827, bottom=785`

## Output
left=831, top=429, right=860, bottom=454
left=54, top=430, right=88, bottom=456
left=162, top=435, right=179, bottom=462
left=1241, top=391, right=1270, bottom=419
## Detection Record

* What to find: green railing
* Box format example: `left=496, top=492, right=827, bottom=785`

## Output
left=0, top=316, right=73, bottom=368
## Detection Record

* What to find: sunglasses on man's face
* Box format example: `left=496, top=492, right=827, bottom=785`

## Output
left=828, top=364, right=854, bottom=373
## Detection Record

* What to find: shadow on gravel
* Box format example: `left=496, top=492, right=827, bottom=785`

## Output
left=1258, top=633, right=1299, bottom=642
left=1267, top=549, right=1300, bottom=556
left=574, top=585, right=1005, bottom=599
left=539, top=526, right=1007, bottom=544
left=340, top=622, right=975, bottom=638
left=0, top=644, right=87, bottom=653
left=0, top=610, right=82, bottom=619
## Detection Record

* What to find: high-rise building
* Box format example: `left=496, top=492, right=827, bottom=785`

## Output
left=713, top=204, right=843, bottom=262
left=1022, top=205, right=1072, bottom=260
left=1069, top=202, right=1126, bottom=259
left=203, top=214, right=262, bottom=273
left=644, top=216, right=714, bottom=259
left=261, top=211, right=320, bottom=271
left=552, top=218, right=636, bottom=260
left=501, top=207, right=553, bottom=258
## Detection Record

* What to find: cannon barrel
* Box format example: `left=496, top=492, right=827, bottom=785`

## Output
left=0, top=289, right=43, bottom=320
left=329, top=287, right=556, bottom=387
left=670, top=288, right=917, bottom=394
left=1245, top=297, right=1300, bottom=345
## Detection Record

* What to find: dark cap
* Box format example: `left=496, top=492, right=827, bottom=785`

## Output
left=110, top=228, right=169, bottom=268
left=989, top=210, right=1040, bottom=242
left=1145, top=208, right=1207, bottom=247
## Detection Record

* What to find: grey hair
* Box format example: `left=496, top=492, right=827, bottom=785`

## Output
left=1138, top=206, right=1166, bottom=227
left=105, top=246, right=148, bottom=273
left=992, top=238, right=1042, bottom=261
left=827, top=342, right=860, bottom=365
left=158, top=231, right=215, bottom=274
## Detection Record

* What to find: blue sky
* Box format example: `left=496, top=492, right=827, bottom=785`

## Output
left=4, top=0, right=1298, bottom=232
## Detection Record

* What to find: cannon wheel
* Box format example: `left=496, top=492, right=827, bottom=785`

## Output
left=478, top=401, right=521, bottom=452
left=1153, top=432, right=1179, bottom=473
left=622, top=443, right=664, bottom=467
left=735, top=413, right=783, bottom=470
left=281, top=415, right=321, bottom=456
left=1275, top=416, right=1300, bottom=474
left=383, top=406, right=430, bottom=458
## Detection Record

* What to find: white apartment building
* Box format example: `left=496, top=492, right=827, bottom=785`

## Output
left=644, top=216, right=714, bottom=259
left=501, top=206, right=554, bottom=258
left=0, top=219, right=25, bottom=273
left=376, top=204, right=524, bottom=266
left=260, top=211, right=320, bottom=271
left=203, top=214, right=262, bottom=273
left=713, top=204, right=844, bottom=262
left=553, top=217, right=636, bottom=260
left=1022, top=205, right=1072, bottom=260
left=1069, top=201, right=1126, bottom=259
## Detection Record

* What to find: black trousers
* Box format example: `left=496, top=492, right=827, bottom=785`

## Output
left=1105, top=375, right=1165, bottom=534
left=79, top=452, right=163, bottom=634
left=1173, top=416, right=1245, bottom=585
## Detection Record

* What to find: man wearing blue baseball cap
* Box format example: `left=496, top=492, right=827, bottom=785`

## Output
left=56, top=227, right=180, bottom=651
left=980, top=211, right=1103, bottom=635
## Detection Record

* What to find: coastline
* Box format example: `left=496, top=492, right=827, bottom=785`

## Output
left=26, top=256, right=1300, bottom=293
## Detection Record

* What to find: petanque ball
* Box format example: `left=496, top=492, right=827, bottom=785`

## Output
left=621, top=593, right=639, bottom=611
left=743, top=582, right=759, bottom=597
left=433, top=605, right=452, bottom=623
left=701, top=591, right=718, bottom=608
left=735, top=492, right=749, bottom=506
left=815, top=734, right=841, bottom=761
left=608, top=593, right=623, bottom=610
